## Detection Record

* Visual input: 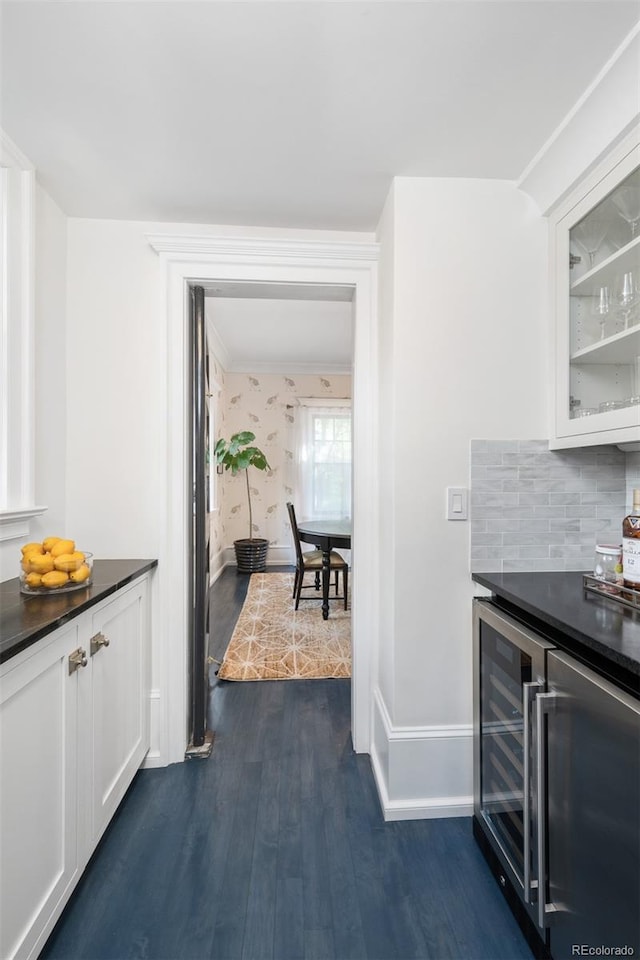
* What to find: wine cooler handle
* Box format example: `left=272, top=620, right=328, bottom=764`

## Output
left=535, top=691, right=558, bottom=930
left=523, top=681, right=542, bottom=904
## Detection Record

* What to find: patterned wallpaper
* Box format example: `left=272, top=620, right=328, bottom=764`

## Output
left=207, top=352, right=226, bottom=568
left=216, top=371, right=352, bottom=556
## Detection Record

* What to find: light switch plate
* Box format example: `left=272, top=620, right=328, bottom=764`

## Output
left=446, top=486, right=468, bottom=520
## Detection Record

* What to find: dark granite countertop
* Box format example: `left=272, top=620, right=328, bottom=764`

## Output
left=1, top=559, right=158, bottom=665
left=472, top=571, right=640, bottom=694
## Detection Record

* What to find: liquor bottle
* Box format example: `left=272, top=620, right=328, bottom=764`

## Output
left=622, top=489, right=640, bottom=590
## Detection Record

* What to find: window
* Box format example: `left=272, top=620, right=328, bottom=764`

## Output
left=294, top=399, right=351, bottom=520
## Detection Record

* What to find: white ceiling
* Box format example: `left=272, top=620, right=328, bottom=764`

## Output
left=2, top=0, right=638, bottom=368
left=205, top=292, right=354, bottom=373
left=2, top=1, right=639, bottom=233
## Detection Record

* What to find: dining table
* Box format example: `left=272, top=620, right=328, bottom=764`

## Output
left=296, top=518, right=352, bottom=620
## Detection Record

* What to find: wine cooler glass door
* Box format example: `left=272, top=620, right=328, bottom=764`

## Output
left=479, top=620, right=531, bottom=879
left=473, top=602, right=554, bottom=906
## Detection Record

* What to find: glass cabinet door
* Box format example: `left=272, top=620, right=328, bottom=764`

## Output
left=566, top=162, right=640, bottom=425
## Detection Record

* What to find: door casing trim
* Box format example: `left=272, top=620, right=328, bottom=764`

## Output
left=148, top=233, right=380, bottom=764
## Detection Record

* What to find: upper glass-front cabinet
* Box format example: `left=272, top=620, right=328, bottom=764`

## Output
left=551, top=131, right=640, bottom=449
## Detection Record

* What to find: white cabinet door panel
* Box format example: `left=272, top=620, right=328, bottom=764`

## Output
left=0, top=624, right=80, bottom=960
left=89, top=580, right=149, bottom=845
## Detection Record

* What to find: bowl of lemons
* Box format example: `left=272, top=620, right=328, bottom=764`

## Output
left=19, top=538, right=93, bottom=595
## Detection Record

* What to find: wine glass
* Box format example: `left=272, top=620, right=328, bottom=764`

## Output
left=591, top=284, right=611, bottom=340
left=611, top=183, right=640, bottom=239
left=605, top=216, right=629, bottom=253
left=615, top=270, right=638, bottom=330
left=572, top=217, right=609, bottom=269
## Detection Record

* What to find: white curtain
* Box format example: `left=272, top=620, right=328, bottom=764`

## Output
left=292, top=399, right=352, bottom=521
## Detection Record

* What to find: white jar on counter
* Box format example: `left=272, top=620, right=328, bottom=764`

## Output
left=593, top=543, right=623, bottom=592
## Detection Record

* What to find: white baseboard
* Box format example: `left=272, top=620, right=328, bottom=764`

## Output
left=371, top=687, right=473, bottom=821
left=142, top=688, right=163, bottom=768
left=221, top=544, right=294, bottom=567
left=210, top=545, right=294, bottom=583
left=208, top=548, right=227, bottom=584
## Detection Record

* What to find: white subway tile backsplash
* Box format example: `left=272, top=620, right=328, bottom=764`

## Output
left=519, top=544, right=552, bottom=559
left=469, top=440, right=626, bottom=573
left=517, top=493, right=550, bottom=506
left=503, top=558, right=565, bottom=572
left=549, top=491, right=581, bottom=505
left=505, top=479, right=536, bottom=492
left=565, top=505, right=598, bottom=518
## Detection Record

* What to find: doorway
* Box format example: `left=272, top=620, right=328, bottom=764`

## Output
left=199, top=282, right=354, bottom=731
left=148, top=234, right=379, bottom=765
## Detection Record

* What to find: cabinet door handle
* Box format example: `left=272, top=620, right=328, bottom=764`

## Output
left=90, top=632, right=110, bottom=656
left=523, top=681, right=543, bottom=905
left=535, top=691, right=559, bottom=930
left=68, top=647, right=88, bottom=674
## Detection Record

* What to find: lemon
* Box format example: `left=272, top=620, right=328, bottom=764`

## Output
left=69, top=563, right=91, bottom=584
left=25, top=572, right=43, bottom=588
left=21, top=541, right=43, bottom=557
left=54, top=551, right=86, bottom=572
left=43, top=536, right=62, bottom=552
left=50, top=539, right=75, bottom=558
left=29, top=553, right=55, bottom=575
left=41, top=570, right=69, bottom=589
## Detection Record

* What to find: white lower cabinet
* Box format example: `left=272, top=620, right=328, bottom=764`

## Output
left=0, top=621, right=81, bottom=960
left=86, top=582, right=150, bottom=852
left=0, top=575, right=150, bottom=960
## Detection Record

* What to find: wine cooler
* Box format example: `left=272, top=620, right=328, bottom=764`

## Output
left=473, top=598, right=640, bottom=960
left=473, top=600, right=554, bottom=949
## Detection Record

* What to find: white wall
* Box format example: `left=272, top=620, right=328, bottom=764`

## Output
left=372, top=177, right=548, bottom=818
left=375, top=183, right=396, bottom=719
left=64, top=220, right=164, bottom=560
left=32, top=188, right=68, bottom=545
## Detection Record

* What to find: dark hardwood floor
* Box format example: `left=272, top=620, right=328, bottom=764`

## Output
left=41, top=567, right=533, bottom=960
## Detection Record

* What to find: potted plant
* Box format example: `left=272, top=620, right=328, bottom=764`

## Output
left=214, top=431, right=271, bottom=573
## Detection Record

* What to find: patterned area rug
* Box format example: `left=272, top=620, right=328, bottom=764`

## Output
left=218, top=572, right=351, bottom=681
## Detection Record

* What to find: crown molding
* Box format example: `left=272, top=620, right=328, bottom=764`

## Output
left=0, top=129, right=34, bottom=170
left=146, top=233, right=379, bottom=263
left=517, top=24, right=640, bottom=214
left=226, top=360, right=352, bottom=375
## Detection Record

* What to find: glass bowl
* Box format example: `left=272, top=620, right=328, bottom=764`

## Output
left=20, top=551, right=93, bottom=595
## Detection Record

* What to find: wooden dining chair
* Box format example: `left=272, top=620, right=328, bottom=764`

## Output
left=286, top=502, right=348, bottom=611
